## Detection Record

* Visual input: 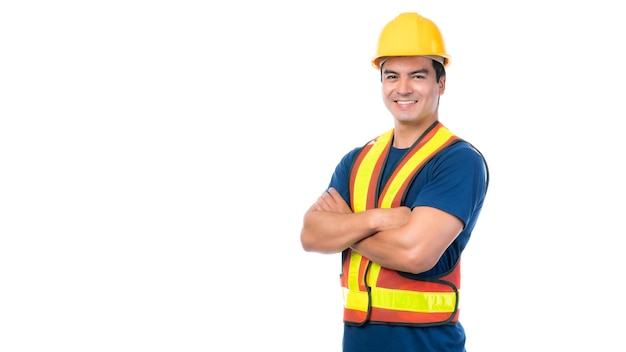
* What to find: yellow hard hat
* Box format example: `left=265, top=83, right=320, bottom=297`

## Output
left=372, top=12, right=451, bottom=70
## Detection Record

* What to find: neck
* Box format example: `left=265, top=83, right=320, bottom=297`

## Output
left=392, top=120, right=440, bottom=149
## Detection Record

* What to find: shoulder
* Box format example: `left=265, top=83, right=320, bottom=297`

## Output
left=329, top=146, right=364, bottom=200
left=441, top=139, right=485, bottom=160
left=430, top=140, right=488, bottom=175
left=336, top=146, right=365, bottom=171
left=338, top=130, right=394, bottom=168
left=421, top=139, right=489, bottom=198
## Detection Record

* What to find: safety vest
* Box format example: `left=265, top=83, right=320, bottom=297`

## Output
left=341, top=121, right=462, bottom=326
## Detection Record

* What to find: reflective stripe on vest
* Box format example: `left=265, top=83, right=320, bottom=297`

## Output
left=341, top=121, right=462, bottom=326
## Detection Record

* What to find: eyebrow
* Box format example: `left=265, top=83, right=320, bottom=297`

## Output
left=382, top=68, right=430, bottom=76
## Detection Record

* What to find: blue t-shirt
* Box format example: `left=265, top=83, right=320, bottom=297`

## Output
left=328, top=138, right=489, bottom=352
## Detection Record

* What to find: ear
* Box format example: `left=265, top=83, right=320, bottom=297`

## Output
left=438, top=75, right=446, bottom=95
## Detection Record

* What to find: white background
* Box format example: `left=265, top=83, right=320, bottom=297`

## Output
left=1, top=1, right=625, bottom=351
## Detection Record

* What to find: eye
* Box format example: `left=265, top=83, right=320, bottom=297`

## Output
left=412, top=74, right=426, bottom=79
left=384, top=74, right=398, bottom=80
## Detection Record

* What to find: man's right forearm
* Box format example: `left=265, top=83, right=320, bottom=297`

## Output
left=300, top=209, right=378, bottom=254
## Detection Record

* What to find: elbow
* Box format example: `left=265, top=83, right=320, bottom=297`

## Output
left=300, top=228, right=326, bottom=253
left=300, top=230, right=315, bottom=252
left=300, top=229, right=314, bottom=252
left=300, top=228, right=343, bottom=254
left=300, top=212, right=321, bottom=252
left=404, top=249, right=440, bottom=275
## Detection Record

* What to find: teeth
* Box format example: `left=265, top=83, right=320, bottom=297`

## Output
left=397, top=101, right=415, bottom=105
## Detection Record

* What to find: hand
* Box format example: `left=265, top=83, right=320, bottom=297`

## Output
left=374, top=206, right=412, bottom=232
left=312, top=187, right=352, bottom=214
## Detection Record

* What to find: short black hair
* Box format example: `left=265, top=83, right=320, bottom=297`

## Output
left=433, top=60, right=446, bottom=83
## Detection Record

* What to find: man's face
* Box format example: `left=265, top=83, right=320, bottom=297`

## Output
left=381, top=56, right=445, bottom=127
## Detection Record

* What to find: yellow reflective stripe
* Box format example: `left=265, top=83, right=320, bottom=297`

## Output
left=353, top=130, right=393, bottom=213
left=367, top=262, right=382, bottom=284
left=348, top=252, right=363, bottom=291
left=344, top=260, right=385, bottom=312
left=370, top=287, right=458, bottom=313
left=380, top=126, right=453, bottom=208
left=342, top=287, right=369, bottom=312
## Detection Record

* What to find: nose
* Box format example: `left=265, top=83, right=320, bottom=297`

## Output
left=396, top=77, right=412, bottom=95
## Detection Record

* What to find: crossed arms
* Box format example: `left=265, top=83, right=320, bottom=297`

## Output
left=300, top=187, right=463, bottom=274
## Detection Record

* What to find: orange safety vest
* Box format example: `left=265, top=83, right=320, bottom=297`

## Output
left=341, top=121, right=462, bottom=326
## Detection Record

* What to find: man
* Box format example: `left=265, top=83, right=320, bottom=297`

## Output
left=300, top=12, right=489, bottom=352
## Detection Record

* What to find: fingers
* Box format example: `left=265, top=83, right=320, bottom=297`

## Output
left=311, top=188, right=352, bottom=213
left=310, top=190, right=332, bottom=212
left=327, top=187, right=341, bottom=199
left=325, top=188, right=352, bottom=213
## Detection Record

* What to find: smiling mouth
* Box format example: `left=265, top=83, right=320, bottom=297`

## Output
left=396, top=100, right=417, bottom=105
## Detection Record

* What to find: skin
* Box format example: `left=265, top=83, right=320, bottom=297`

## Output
left=300, top=56, right=464, bottom=274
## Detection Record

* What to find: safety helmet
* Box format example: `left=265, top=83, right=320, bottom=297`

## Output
left=372, top=12, right=450, bottom=70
